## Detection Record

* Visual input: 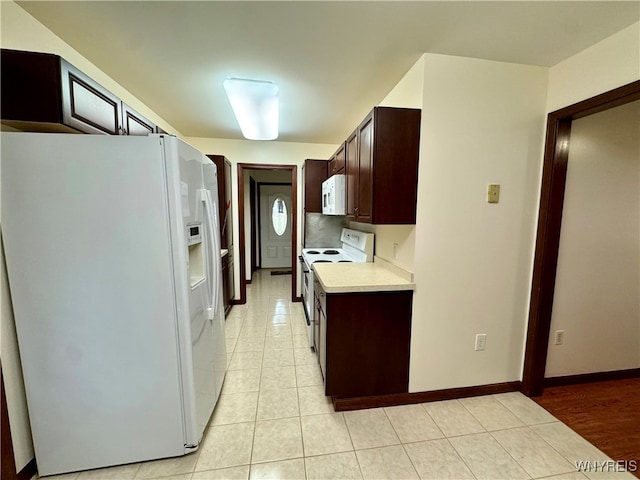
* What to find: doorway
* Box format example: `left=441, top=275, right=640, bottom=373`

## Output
left=522, top=80, right=640, bottom=396
left=258, top=183, right=292, bottom=270
left=237, top=163, right=298, bottom=304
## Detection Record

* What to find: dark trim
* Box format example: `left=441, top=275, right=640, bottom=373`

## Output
left=1, top=364, right=38, bottom=480
left=1, top=363, right=17, bottom=480
left=256, top=181, right=262, bottom=268
left=292, top=296, right=302, bottom=303
left=246, top=279, right=252, bottom=285
left=250, top=177, right=258, bottom=274
left=230, top=298, right=245, bottom=306
left=332, top=381, right=521, bottom=411
left=521, top=80, right=640, bottom=397
left=237, top=163, right=298, bottom=303
left=544, top=368, right=640, bottom=388
left=17, top=459, right=37, bottom=480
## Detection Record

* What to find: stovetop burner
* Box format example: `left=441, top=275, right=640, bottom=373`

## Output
left=313, top=260, right=331, bottom=263
left=306, top=250, right=320, bottom=254
left=323, top=249, right=340, bottom=255
left=338, top=260, right=353, bottom=262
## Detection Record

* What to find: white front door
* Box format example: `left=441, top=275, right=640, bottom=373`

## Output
left=260, top=184, right=292, bottom=269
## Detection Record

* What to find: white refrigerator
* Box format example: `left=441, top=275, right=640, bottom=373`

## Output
left=1, top=133, right=227, bottom=476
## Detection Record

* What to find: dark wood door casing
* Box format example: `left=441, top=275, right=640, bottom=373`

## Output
left=521, top=80, right=640, bottom=397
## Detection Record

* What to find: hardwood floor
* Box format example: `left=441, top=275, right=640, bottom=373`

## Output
left=533, top=378, right=640, bottom=478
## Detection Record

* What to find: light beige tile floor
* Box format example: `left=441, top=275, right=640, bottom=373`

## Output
left=39, top=271, right=636, bottom=480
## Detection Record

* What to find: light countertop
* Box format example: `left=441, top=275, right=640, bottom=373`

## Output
left=312, top=262, right=415, bottom=293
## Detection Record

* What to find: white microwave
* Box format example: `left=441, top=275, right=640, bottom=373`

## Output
left=322, top=174, right=346, bottom=215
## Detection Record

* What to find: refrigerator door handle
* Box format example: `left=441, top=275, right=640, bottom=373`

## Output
left=199, top=188, right=220, bottom=321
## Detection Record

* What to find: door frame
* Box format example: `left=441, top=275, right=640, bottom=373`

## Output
left=249, top=177, right=258, bottom=277
left=257, top=182, right=293, bottom=270
left=521, top=80, right=640, bottom=396
left=237, top=163, right=299, bottom=304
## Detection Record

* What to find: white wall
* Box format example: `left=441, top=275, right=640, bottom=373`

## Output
left=545, top=101, right=640, bottom=377
left=409, top=54, right=549, bottom=392
left=546, top=22, right=640, bottom=113
left=185, top=138, right=337, bottom=298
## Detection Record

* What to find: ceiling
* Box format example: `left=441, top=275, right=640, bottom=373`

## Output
left=16, top=1, right=639, bottom=144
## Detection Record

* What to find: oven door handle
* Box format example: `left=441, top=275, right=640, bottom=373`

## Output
left=299, top=255, right=310, bottom=273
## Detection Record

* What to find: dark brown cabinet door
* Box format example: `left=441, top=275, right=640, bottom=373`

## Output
left=60, top=59, right=122, bottom=135
left=122, top=103, right=155, bottom=135
left=333, top=143, right=346, bottom=174
left=303, top=159, right=328, bottom=213
left=324, top=290, right=412, bottom=398
left=345, top=130, right=358, bottom=219
left=356, top=116, right=374, bottom=223
left=369, top=107, right=421, bottom=224
left=328, top=156, right=336, bottom=176
left=314, top=292, right=321, bottom=360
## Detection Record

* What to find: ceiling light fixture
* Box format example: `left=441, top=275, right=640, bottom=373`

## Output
left=223, top=77, right=279, bottom=141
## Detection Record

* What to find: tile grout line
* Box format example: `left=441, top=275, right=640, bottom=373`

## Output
left=341, top=411, right=365, bottom=480
left=457, top=395, right=541, bottom=478
left=417, top=401, right=446, bottom=439
left=380, top=405, right=421, bottom=479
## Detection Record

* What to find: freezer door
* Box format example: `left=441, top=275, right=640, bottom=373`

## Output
left=162, top=136, right=223, bottom=445
left=203, top=162, right=227, bottom=401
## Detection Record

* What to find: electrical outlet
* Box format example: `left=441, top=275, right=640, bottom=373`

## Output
left=554, top=330, right=565, bottom=345
left=475, top=334, right=487, bottom=351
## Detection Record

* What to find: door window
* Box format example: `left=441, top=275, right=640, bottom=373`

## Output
left=272, top=196, right=287, bottom=236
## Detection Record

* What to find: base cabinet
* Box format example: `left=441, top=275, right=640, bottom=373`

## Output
left=316, top=282, right=413, bottom=398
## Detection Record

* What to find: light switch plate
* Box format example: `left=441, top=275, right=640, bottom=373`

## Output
left=487, top=184, right=500, bottom=204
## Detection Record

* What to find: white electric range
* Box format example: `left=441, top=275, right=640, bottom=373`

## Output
left=299, top=228, right=374, bottom=349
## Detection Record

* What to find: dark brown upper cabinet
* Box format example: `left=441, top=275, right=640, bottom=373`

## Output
left=345, top=107, right=421, bottom=224
left=122, top=103, right=155, bottom=136
left=328, top=142, right=346, bottom=176
left=1, top=49, right=156, bottom=136
left=302, top=159, right=329, bottom=213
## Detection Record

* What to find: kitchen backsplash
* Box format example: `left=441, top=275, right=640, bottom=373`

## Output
left=304, top=213, right=347, bottom=247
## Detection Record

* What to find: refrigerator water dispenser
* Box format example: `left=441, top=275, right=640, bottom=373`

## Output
left=187, top=223, right=205, bottom=287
